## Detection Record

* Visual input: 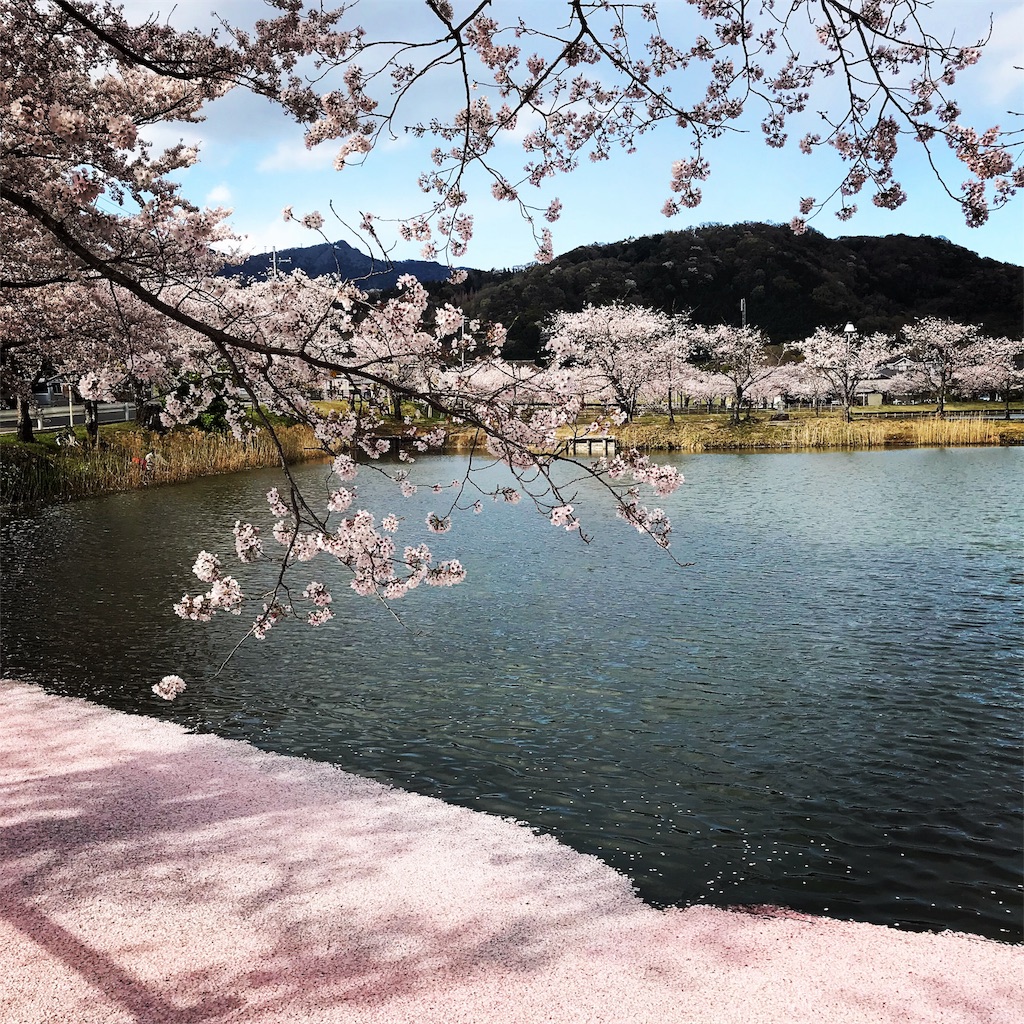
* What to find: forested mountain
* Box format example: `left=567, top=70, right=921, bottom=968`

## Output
left=424, top=223, right=1023, bottom=358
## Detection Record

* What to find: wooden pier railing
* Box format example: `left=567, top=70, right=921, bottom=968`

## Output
left=560, top=436, right=619, bottom=457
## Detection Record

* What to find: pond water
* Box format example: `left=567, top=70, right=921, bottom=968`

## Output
left=2, top=447, right=1021, bottom=941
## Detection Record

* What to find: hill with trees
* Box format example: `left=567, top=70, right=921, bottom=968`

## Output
left=420, top=223, right=1022, bottom=358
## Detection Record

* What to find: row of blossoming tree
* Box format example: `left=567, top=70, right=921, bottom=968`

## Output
left=1, top=1, right=1020, bottom=696
left=538, top=306, right=1023, bottom=424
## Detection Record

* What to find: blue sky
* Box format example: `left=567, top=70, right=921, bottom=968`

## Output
left=135, top=1, right=1023, bottom=270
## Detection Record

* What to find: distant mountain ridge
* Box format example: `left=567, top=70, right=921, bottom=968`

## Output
left=231, top=238, right=457, bottom=291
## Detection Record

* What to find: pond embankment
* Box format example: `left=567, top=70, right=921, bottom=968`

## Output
left=3, top=411, right=1022, bottom=508
left=0, top=422, right=321, bottom=507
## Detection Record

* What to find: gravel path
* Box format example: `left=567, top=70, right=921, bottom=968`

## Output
left=2, top=680, right=1020, bottom=1023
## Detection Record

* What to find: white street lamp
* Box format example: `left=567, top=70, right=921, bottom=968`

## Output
left=843, top=321, right=856, bottom=364
left=843, top=322, right=856, bottom=415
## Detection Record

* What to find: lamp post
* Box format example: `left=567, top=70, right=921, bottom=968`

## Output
left=843, top=322, right=856, bottom=420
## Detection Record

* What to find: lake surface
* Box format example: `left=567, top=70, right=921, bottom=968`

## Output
left=2, top=447, right=1021, bottom=941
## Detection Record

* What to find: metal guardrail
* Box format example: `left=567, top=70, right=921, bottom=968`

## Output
left=0, top=403, right=137, bottom=434
left=851, top=408, right=1022, bottom=420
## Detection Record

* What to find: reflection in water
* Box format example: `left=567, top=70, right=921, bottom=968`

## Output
left=2, top=448, right=1022, bottom=940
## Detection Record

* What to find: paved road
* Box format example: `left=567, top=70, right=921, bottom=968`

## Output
left=0, top=402, right=138, bottom=434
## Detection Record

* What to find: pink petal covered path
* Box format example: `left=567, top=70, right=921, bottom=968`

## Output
left=1, top=680, right=1020, bottom=1023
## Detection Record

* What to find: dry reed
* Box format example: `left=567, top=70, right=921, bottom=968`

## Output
left=5, top=413, right=1019, bottom=508
left=613, top=414, right=1024, bottom=453
left=1, top=423, right=321, bottom=507
left=444, top=424, right=488, bottom=451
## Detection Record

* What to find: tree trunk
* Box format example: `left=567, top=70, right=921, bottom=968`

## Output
left=84, top=399, right=99, bottom=448
left=1004, top=388, right=1011, bottom=421
left=667, top=386, right=675, bottom=425
left=16, top=394, right=35, bottom=443
left=387, top=389, right=402, bottom=421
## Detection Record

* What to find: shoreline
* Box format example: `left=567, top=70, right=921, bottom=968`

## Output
left=2, top=679, right=1020, bottom=1023
left=3, top=413, right=1022, bottom=510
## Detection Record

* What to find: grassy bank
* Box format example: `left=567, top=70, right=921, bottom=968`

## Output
left=353, top=409, right=1024, bottom=457
left=0, top=421, right=321, bottom=507
left=4, top=408, right=1020, bottom=508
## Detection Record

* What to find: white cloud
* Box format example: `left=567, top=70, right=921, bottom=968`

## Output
left=980, top=5, right=1024, bottom=103
left=137, top=122, right=206, bottom=155
left=496, top=107, right=545, bottom=147
left=230, top=217, right=326, bottom=260
left=205, top=184, right=233, bottom=206
left=375, top=132, right=416, bottom=155
left=258, top=140, right=337, bottom=173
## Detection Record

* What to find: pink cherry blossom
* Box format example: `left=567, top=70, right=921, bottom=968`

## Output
left=192, top=551, right=222, bottom=584
left=233, top=523, right=263, bottom=564
left=426, top=513, right=452, bottom=533
left=152, top=675, right=187, bottom=701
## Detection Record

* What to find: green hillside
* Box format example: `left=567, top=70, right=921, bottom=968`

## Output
left=424, top=222, right=1022, bottom=358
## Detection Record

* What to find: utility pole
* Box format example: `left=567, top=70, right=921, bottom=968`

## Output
left=740, top=297, right=747, bottom=329
left=271, top=247, right=291, bottom=278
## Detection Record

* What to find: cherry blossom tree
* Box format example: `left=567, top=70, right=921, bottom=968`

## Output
left=697, top=325, right=784, bottom=424
left=893, top=318, right=980, bottom=415
left=769, top=362, right=819, bottom=413
left=676, top=366, right=730, bottom=415
left=960, top=335, right=1024, bottom=419
left=2, top=0, right=1022, bottom=695
left=0, top=311, right=45, bottom=444
left=1, top=271, right=213, bottom=445
left=792, top=326, right=893, bottom=422
left=651, top=325, right=699, bottom=424
left=801, top=362, right=834, bottom=415
left=544, top=303, right=684, bottom=421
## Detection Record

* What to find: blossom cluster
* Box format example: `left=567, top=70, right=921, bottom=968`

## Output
left=606, top=450, right=684, bottom=499
left=153, top=675, right=187, bottom=701
left=550, top=504, right=579, bottom=531
left=174, top=552, right=244, bottom=622
left=616, top=502, right=672, bottom=549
